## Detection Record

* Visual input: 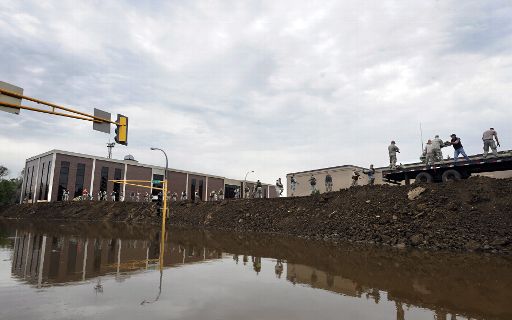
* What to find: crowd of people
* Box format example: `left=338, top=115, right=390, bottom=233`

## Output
left=388, top=127, right=501, bottom=169
left=287, top=163, right=377, bottom=196
left=60, top=188, right=124, bottom=202
left=60, top=178, right=285, bottom=203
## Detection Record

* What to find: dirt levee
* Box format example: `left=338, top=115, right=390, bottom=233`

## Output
left=169, top=177, right=511, bottom=253
left=1, top=177, right=511, bottom=253
left=0, top=201, right=159, bottom=223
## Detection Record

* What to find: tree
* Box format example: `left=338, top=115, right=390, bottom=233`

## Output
left=0, top=166, right=22, bottom=205
left=0, top=166, right=8, bottom=179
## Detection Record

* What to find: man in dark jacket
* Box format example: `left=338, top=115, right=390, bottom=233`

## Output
left=450, top=134, right=470, bottom=163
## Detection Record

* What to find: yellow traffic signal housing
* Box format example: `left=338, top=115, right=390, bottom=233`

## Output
left=115, top=114, right=128, bottom=145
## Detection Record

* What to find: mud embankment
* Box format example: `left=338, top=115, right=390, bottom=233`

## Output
left=1, top=177, right=511, bottom=253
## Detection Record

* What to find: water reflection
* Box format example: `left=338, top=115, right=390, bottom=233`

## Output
left=10, top=229, right=224, bottom=287
left=1, top=220, right=511, bottom=320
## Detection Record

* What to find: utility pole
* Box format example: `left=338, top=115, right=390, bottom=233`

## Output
left=107, top=142, right=115, bottom=159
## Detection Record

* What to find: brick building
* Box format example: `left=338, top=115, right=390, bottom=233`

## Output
left=21, top=150, right=277, bottom=203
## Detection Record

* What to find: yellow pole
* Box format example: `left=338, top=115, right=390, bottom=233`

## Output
left=0, top=88, right=119, bottom=125
left=159, top=180, right=167, bottom=271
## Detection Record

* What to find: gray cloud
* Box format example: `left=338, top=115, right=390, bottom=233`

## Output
left=1, top=0, right=511, bottom=184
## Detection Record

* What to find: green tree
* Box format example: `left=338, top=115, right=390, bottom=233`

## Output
left=0, top=165, right=22, bottom=205
left=0, top=166, right=8, bottom=179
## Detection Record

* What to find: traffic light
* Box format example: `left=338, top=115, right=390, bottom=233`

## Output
left=114, top=114, right=128, bottom=145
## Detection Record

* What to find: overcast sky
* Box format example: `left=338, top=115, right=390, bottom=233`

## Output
left=1, top=0, right=511, bottom=183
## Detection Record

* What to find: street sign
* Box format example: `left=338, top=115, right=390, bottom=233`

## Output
left=0, top=81, right=23, bottom=114
left=93, top=108, right=111, bottom=133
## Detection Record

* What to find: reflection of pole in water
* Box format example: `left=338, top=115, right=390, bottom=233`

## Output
left=37, top=235, right=47, bottom=289
left=141, top=226, right=167, bottom=305
left=94, top=278, right=103, bottom=294
left=116, top=239, right=122, bottom=277
left=82, top=238, right=89, bottom=281
left=145, top=244, right=149, bottom=270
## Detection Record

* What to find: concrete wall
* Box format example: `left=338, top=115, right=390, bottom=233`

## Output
left=208, top=177, right=224, bottom=197
left=168, top=171, right=187, bottom=195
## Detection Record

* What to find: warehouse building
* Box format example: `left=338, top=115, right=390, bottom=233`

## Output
left=287, top=163, right=512, bottom=197
left=21, top=150, right=277, bottom=203
left=286, top=165, right=387, bottom=197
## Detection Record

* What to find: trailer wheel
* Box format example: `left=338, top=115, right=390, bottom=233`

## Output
left=415, top=172, right=433, bottom=183
left=442, top=169, right=461, bottom=182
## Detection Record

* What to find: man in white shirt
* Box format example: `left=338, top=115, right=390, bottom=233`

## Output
left=482, top=128, right=500, bottom=158
left=424, top=140, right=435, bottom=165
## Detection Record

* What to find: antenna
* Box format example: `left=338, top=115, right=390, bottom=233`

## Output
left=419, top=122, right=424, bottom=152
left=107, top=142, right=115, bottom=159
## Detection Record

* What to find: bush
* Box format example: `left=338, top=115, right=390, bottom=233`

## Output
left=0, top=165, right=22, bottom=205
left=0, top=178, right=21, bottom=205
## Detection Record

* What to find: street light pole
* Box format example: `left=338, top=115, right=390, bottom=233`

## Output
left=150, top=147, right=168, bottom=183
left=150, top=147, right=168, bottom=271
left=243, top=170, right=254, bottom=198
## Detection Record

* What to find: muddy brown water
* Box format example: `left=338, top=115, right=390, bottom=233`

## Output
left=0, top=219, right=510, bottom=320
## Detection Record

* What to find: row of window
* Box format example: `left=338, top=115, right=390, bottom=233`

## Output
left=57, top=162, right=123, bottom=201
left=23, top=160, right=52, bottom=201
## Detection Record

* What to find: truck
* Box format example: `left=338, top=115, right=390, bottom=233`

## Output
left=382, top=150, right=512, bottom=184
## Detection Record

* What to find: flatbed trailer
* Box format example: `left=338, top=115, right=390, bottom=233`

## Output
left=382, top=150, right=512, bottom=184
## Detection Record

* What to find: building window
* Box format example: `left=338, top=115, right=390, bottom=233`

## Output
left=43, top=161, right=52, bottom=200
left=23, top=166, right=32, bottom=200
left=57, top=161, right=70, bottom=201
left=113, top=168, right=122, bottom=201
left=100, top=167, right=109, bottom=192
left=74, top=163, right=86, bottom=198
left=190, top=178, right=196, bottom=200
left=198, top=180, right=204, bottom=201
left=38, top=162, right=46, bottom=201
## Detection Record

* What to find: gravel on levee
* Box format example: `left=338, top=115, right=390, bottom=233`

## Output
left=1, top=176, right=510, bottom=254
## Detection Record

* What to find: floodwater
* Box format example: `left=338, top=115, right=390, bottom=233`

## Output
left=0, top=220, right=510, bottom=320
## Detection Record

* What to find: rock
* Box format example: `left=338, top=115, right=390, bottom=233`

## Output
left=381, top=235, right=391, bottom=243
left=410, top=234, right=424, bottom=246
left=407, top=187, right=426, bottom=200
left=392, top=215, right=398, bottom=221
left=491, top=238, right=509, bottom=246
left=396, top=243, right=406, bottom=249
left=465, top=240, right=480, bottom=251
left=365, top=200, right=371, bottom=203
